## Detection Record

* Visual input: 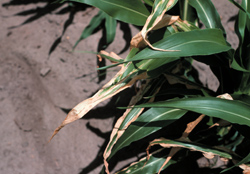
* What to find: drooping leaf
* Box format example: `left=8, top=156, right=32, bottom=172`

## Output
left=148, top=138, right=233, bottom=159
left=109, top=108, right=187, bottom=159
left=60, top=0, right=150, bottom=25
left=116, top=148, right=176, bottom=174
left=134, top=97, right=250, bottom=127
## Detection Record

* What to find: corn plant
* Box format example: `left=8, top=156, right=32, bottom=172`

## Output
left=51, top=0, right=250, bottom=173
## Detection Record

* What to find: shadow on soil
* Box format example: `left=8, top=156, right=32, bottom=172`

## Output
left=3, top=0, right=132, bottom=83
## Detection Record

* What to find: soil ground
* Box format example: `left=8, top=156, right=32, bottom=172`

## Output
left=0, top=1, right=240, bottom=174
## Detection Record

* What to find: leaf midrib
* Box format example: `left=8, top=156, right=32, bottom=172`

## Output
left=166, top=39, right=225, bottom=50
left=196, top=0, right=213, bottom=28
left=100, top=0, right=148, bottom=18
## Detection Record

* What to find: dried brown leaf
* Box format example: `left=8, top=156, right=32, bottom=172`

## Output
left=158, top=148, right=180, bottom=174
left=130, top=32, right=148, bottom=50
left=141, top=14, right=179, bottom=51
left=99, top=50, right=123, bottom=64
left=49, top=62, right=148, bottom=142
left=130, top=14, right=179, bottom=51
left=182, top=114, right=205, bottom=138
left=217, top=93, right=233, bottom=100
left=240, top=164, right=250, bottom=174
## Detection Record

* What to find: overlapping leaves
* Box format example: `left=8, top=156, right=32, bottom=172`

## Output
left=59, top=0, right=150, bottom=25
left=50, top=0, right=250, bottom=173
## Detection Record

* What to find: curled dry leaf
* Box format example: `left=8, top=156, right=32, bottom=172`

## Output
left=130, top=0, right=180, bottom=51
left=130, top=15, right=180, bottom=51
left=182, top=114, right=205, bottom=138
left=99, top=50, right=123, bottom=64
left=240, top=164, right=250, bottom=174
left=130, top=31, right=148, bottom=50
left=203, top=152, right=215, bottom=159
left=141, top=14, right=180, bottom=52
left=217, top=93, right=233, bottom=100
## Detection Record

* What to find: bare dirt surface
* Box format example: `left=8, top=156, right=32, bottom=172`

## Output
left=0, top=1, right=240, bottom=174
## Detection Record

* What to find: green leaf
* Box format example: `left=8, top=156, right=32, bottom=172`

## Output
left=105, top=14, right=117, bottom=45
left=222, top=152, right=250, bottom=173
left=234, top=0, right=250, bottom=66
left=231, top=94, right=250, bottom=103
left=73, top=10, right=105, bottom=49
left=61, top=0, right=150, bottom=25
left=231, top=58, right=250, bottom=72
left=109, top=108, right=187, bottom=159
left=128, top=29, right=231, bottom=61
left=134, top=97, right=250, bottom=127
left=179, top=0, right=198, bottom=23
left=105, top=107, right=144, bottom=156
left=228, top=0, right=250, bottom=19
left=232, top=0, right=250, bottom=94
left=104, top=79, right=162, bottom=164
left=150, top=139, right=233, bottom=159
left=143, top=0, right=154, bottom=6
left=116, top=148, right=176, bottom=174
left=188, top=0, right=225, bottom=33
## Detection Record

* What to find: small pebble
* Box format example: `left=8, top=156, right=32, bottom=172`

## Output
left=40, top=67, right=51, bottom=77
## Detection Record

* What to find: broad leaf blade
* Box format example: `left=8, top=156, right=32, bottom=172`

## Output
left=134, top=97, right=250, bottom=126
left=62, top=0, right=150, bottom=25
left=109, top=108, right=187, bottom=159
left=128, top=29, right=231, bottom=61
